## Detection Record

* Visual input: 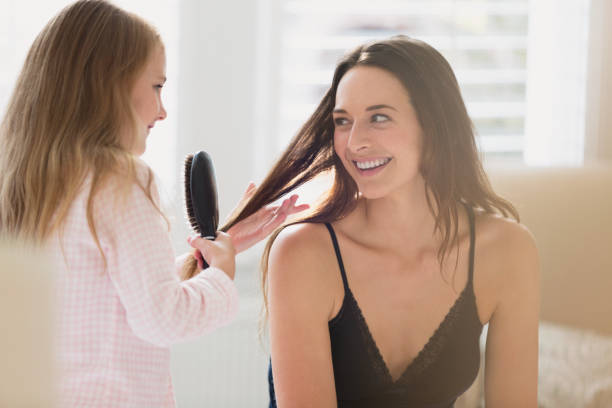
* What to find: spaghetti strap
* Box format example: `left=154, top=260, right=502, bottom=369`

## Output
left=324, top=222, right=350, bottom=292
left=465, top=205, right=476, bottom=284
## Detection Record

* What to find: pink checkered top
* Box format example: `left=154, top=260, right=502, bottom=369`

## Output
left=50, top=164, right=239, bottom=407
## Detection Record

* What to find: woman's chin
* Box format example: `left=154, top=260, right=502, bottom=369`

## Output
left=357, top=186, right=391, bottom=201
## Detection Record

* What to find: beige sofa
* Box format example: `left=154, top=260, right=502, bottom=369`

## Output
left=490, top=164, right=612, bottom=336
left=458, top=164, right=612, bottom=408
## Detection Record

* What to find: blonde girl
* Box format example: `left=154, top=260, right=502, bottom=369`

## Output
left=0, top=1, right=304, bottom=406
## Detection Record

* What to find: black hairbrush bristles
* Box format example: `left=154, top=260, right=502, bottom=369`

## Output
left=184, top=151, right=219, bottom=269
left=184, top=154, right=196, bottom=231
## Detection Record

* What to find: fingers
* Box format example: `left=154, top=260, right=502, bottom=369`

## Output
left=187, top=236, right=205, bottom=270
left=276, top=195, right=292, bottom=217
left=245, top=195, right=309, bottom=225
left=290, top=194, right=310, bottom=213
left=261, top=199, right=292, bottom=232
left=253, top=195, right=309, bottom=230
left=268, top=196, right=294, bottom=220
left=225, top=182, right=258, bottom=225
left=262, top=195, right=310, bottom=233
left=213, top=230, right=233, bottom=244
left=188, top=232, right=234, bottom=252
left=194, top=249, right=204, bottom=269
left=187, top=232, right=236, bottom=279
left=245, top=181, right=256, bottom=195
left=225, top=194, right=310, bottom=254
left=240, top=181, right=257, bottom=204
left=276, top=195, right=310, bottom=217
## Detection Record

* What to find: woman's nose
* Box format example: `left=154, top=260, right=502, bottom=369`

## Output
left=347, top=122, right=370, bottom=152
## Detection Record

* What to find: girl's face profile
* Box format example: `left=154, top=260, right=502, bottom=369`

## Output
left=332, top=66, right=424, bottom=200
left=129, top=44, right=167, bottom=156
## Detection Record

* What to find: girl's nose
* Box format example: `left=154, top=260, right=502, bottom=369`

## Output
left=158, top=104, right=167, bottom=121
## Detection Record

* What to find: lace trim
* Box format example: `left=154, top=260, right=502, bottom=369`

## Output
left=348, top=280, right=479, bottom=386
left=348, top=289, right=393, bottom=382
left=397, top=282, right=477, bottom=385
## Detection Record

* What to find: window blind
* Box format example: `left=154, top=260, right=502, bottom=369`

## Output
left=277, top=0, right=530, bottom=161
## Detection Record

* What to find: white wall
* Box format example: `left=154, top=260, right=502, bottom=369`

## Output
left=585, top=0, right=612, bottom=162
left=524, top=0, right=590, bottom=166
left=171, top=1, right=274, bottom=406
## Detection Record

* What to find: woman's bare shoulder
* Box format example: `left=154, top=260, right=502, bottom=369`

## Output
left=475, top=212, right=538, bottom=264
left=267, top=222, right=341, bottom=319
left=269, top=222, right=341, bottom=277
left=268, top=222, right=333, bottom=267
left=473, top=211, right=540, bottom=322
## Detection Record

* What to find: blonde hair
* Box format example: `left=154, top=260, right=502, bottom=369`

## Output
left=0, top=0, right=164, bottom=251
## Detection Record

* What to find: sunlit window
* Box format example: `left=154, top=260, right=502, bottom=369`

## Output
left=276, top=0, right=590, bottom=165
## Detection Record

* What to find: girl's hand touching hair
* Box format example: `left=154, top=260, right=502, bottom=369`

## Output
left=183, top=182, right=309, bottom=280
left=226, top=182, right=310, bottom=253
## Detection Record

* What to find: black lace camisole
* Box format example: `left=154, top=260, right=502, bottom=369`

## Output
left=269, top=207, right=483, bottom=407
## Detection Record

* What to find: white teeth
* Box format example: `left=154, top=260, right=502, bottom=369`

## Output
left=355, top=158, right=390, bottom=170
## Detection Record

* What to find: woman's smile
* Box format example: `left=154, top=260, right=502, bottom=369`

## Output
left=352, top=157, right=392, bottom=176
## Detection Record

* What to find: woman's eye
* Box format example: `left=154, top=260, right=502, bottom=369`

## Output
left=334, top=117, right=350, bottom=127
left=154, top=84, right=164, bottom=91
left=372, top=114, right=389, bottom=123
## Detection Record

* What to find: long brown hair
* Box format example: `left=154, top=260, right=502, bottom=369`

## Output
left=210, top=37, right=518, bottom=293
left=0, top=0, right=164, bottom=253
left=226, top=36, right=519, bottom=310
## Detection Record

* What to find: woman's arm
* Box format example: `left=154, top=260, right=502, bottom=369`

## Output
left=484, top=223, right=540, bottom=407
left=268, top=224, right=339, bottom=408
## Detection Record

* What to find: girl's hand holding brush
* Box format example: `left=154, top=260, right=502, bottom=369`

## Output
left=188, top=186, right=309, bottom=271
left=188, top=232, right=236, bottom=279
left=182, top=151, right=309, bottom=279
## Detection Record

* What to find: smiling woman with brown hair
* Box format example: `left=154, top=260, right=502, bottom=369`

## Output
left=224, top=35, right=539, bottom=408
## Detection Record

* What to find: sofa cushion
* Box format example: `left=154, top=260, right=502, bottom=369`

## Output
left=487, top=165, right=612, bottom=335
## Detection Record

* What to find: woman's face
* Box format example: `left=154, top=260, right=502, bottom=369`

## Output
left=129, top=44, right=167, bottom=156
left=333, top=66, right=424, bottom=200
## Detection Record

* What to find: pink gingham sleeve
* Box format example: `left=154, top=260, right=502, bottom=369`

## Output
left=96, top=171, right=239, bottom=347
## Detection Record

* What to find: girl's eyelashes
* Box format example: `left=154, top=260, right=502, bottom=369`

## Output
left=154, top=84, right=164, bottom=91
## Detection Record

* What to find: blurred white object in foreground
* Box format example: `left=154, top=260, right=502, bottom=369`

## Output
left=0, top=240, right=57, bottom=407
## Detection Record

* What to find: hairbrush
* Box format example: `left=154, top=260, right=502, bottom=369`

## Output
left=184, top=150, right=219, bottom=269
